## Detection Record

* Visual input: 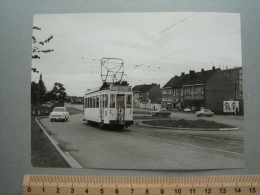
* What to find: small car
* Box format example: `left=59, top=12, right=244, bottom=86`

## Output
left=184, top=107, right=191, bottom=112
left=49, top=107, right=69, bottom=122
left=151, top=108, right=171, bottom=117
left=196, top=109, right=214, bottom=117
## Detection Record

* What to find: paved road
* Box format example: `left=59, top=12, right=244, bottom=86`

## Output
left=39, top=106, right=244, bottom=170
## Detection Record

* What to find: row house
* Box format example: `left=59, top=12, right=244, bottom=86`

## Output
left=162, top=67, right=234, bottom=113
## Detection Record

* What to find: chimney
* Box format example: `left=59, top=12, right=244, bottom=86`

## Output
left=212, top=66, right=216, bottom=71
left=201, top=69, right=205, bottom=79
left=181, top=72, right=185, bottom=81
left=189, top=70, right=195, bottom=79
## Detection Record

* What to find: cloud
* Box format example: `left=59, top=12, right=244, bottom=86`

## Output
left=32, top=12, right=242, bottom=96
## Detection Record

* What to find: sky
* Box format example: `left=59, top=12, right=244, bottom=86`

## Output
left=31, top=12, right=242, bottom=96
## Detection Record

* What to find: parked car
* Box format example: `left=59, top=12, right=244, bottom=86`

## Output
left=196, top=109, right=214, bottom=117
left=151, top=108, right=171, bottom=117
left=49, top=107, right=69, bottom=121
left=184, top=107, right=191, bottom=112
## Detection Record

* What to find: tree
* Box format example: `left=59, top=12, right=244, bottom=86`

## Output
left=31, top=74, right=48, bottom=105
left=32, top=26, right=54, bottom=59
left=38, top=74, right=47, bottom=104
left=49, top=82, right=67, bottom=103
left=31, top=81, right=38, bottom=105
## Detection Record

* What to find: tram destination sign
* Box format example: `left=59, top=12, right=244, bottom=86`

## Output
left=110, top=85, right=132, bottom=92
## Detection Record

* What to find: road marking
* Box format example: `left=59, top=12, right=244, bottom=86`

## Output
left=35, top=117, right=83, bottom=168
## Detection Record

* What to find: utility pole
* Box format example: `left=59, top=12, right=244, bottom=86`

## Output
left=234, top=81, right=238, bottom=115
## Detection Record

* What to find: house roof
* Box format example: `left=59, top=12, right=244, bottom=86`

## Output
left=163, top=68, right=219, bottom=88
left=163, top=76, right=183, bottom=88
left=132, top=84, right=159, bottom=92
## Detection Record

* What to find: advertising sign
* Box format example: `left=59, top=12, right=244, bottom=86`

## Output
left=223, top=101, right=239, bottom=113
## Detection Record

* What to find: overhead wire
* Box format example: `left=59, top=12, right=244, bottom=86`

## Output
left=125, top=12, right=198, bottom=51
left=109, top=12, right=198, bottom=57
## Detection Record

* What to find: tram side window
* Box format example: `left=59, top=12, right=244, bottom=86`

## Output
left=126, top=94, right=132, bottom=108
left=104, top=94, right=108, bottom=108
left=93, top=96, right=96, bottom=108
left=96, top=95, right=99, bottom=108
left=110, top=94, right=116, bottom=108
left=84, top=98, right=88, bottom=108
left=89, top=97, right=92, bottom=108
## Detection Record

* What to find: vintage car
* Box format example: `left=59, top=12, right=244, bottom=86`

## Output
left=196, top=109, right=214, bottom=117
left=49, top=107, right=69, bottom=121
left=184, top=107, right=191, bottom=112
left=151, top=108, right=171, bottom=117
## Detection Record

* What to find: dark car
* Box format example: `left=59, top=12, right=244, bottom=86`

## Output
left=151, top=108, right=171, bottom=117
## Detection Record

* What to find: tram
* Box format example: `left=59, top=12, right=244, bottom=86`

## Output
left=83, top=82, right=134, bottom=129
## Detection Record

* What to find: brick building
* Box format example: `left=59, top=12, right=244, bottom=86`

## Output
left=162, top=67, right=234, bottom=113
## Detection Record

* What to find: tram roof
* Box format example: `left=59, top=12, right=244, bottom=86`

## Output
left=85, top=82, right=132, bottom=95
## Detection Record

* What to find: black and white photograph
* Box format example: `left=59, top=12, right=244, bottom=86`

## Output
left=31, top=12, right=244, bottom=170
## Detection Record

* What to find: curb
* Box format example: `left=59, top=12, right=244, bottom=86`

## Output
left=35, top=117, right=83, bottom=168
left=138, top=122, right=239, bottom=131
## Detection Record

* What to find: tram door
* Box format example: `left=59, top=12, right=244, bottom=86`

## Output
left=116, top=94, right=125, bottom=122
left=100, top=94, right=107, bottom=122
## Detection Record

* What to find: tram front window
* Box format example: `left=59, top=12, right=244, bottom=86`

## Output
left=117, top=94, right=125, bottom=109
left=110, top=94, right=116, bottom=108
left=126, top=94, right=132, bottom=108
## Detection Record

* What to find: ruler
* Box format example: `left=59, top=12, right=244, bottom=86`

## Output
left=23, top=175, right=260, bottom=195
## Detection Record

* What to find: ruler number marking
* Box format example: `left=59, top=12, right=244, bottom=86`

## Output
left=100, top=188, right=104, bottom=194
left=56, top=187, right=60, bottom=193
left=27, top=186, right=31, bottom=192
left=175, top=188, right=182, bottom=194
left=189, top=188, right=196, bottom=194
left=115, top=188, right=119, bottom=194
left=160, top=188, right=164, bottom=194
left=234, top=187, right=241, bottom=193
left=249, top=187, right=256, bottom=193
left=145, top=188, right=149, bottom=194
left=131, top=188, right=134, bottom=194
left=205, top=188, right=211, bottom=194
left=219, top=188, right=227, bottom=194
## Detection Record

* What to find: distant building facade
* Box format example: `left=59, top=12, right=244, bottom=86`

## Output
left=162, top=67, right=235, bottom=113
left=133, top=84, right=162, bottom=109
left=66, top=96, right=84, bottom=104
left=222, top=67, right=243, bottom=113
